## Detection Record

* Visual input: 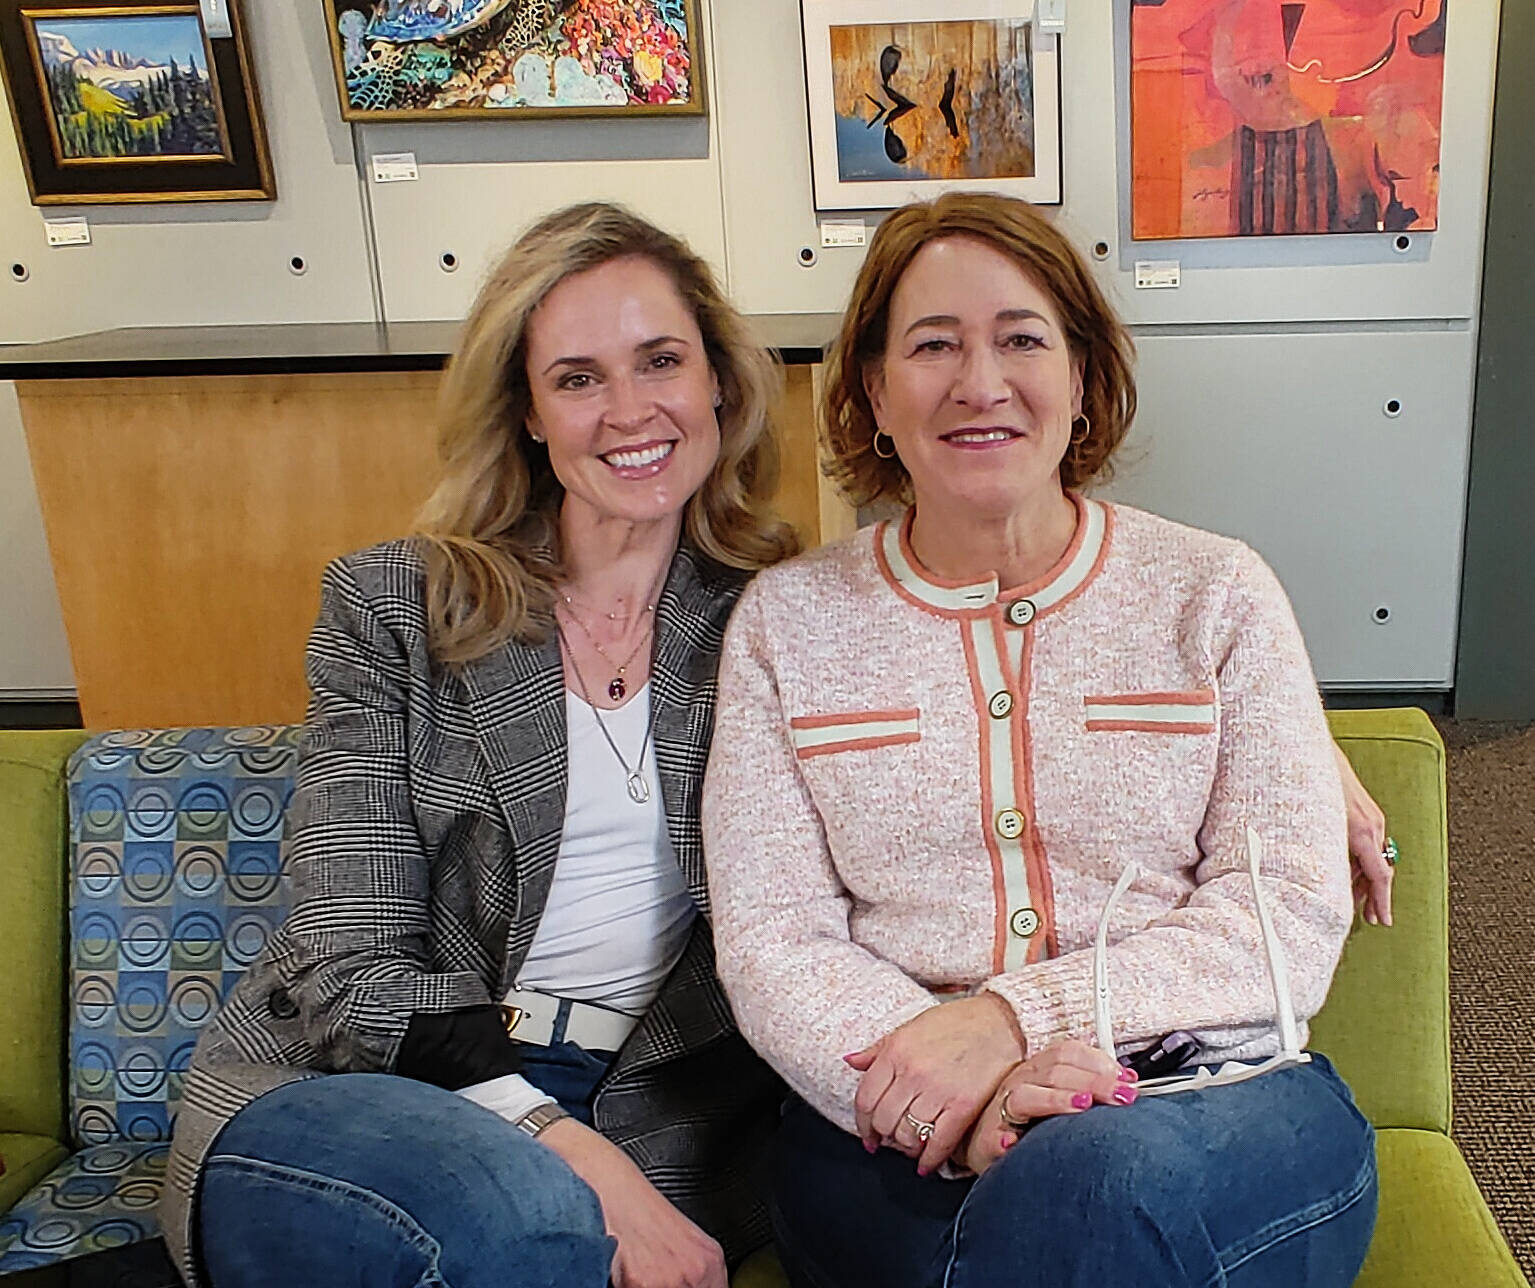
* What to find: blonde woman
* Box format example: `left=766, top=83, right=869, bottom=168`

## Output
left=165, top=203, right=798, bottom=1288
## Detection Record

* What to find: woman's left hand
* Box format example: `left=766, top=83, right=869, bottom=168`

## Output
left=844, top=993, right=1025, bottom=1175
left=958, top=1039, right=1129, bottom=1176
left=1334, top=743, right=1393, bottom=927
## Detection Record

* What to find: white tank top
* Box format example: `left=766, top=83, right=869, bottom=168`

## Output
left=513, top=684, right=697, bottom=1015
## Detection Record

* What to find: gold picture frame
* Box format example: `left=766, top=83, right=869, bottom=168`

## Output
left=322, top=0, right=708, bottom=121
left=0, top=0, right=274, bottom=203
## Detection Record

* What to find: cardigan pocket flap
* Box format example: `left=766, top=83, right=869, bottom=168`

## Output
left=789, top=708, right=921, bottom=759
left=1083, top=689, right=1216, bottom=735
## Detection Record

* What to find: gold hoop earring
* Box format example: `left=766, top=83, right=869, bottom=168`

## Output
left=1069, top=414, right=1091, bottom=447
left=872, top=429, right=898, bottom=460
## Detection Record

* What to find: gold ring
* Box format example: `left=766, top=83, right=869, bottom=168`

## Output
left=998, top=1087, right=1031, bottom=1131
left=902, top=1111, right=937, bottom=1142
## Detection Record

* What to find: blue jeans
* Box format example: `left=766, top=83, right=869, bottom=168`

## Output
left=198, top=1044, right=617, bottom=1287
left=772, top=1053, right=1378, bottom=1288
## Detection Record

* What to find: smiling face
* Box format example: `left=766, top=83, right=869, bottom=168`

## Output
left=524, top=254, right=722, bottom=533
left=865, top=235, right=1083, bottom=526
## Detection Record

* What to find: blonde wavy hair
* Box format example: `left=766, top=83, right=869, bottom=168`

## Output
left=823, top=192, right=1137, bottom=507
left=415, top=202, right=798, bottom=665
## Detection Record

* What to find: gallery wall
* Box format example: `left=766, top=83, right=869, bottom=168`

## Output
left=0, top=0, right=1500, bottom=696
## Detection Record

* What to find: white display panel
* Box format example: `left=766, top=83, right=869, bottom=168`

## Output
left=0, top=382, right=73, bottom=695
left=363, top=115, right=726, bottom=321
left=1101, top=328, right=1476, bottom=687
left=1100, top=0, right=1499, bottom=326
left=715, top=0, right=1497, bottom=326
left=364, top=4, right=725, bottom=321
left=0, top=4, right=376, bottom=345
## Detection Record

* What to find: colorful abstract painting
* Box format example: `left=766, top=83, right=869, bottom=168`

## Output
left=325, top=0, right=704, bottom=119
left=1130, top=0, right=1447, bottom=239
left=802, top=0, right=1060, bottom=210
left=829, top=20, right=1035, bottom=183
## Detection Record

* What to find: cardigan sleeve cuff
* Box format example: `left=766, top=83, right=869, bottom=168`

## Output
left=980, top=964, right=1098, bottom=1057
left=457, top=1073, right=556, bottom=1125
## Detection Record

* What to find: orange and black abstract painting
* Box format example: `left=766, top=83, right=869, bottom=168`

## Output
left=1130, top=0, right=1446, bottom=238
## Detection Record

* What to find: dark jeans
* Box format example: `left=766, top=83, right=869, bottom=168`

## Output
left=771, top=1053, right=1378, bottom=1288
left=198, top=1044, right=617, bottom=1288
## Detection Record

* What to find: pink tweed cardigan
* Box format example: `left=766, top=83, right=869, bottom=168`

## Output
left=701, top=496, right=1352, bottom=1134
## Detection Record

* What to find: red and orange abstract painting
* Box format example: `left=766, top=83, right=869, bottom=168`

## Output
left=1131, top=0, right=1446, bottom=238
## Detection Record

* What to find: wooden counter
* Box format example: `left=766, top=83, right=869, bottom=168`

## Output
left=6, top=321, right=848, bottom=728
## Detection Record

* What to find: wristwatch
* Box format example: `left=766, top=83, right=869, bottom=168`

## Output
left=514, top=1102, right=571, bottom=1139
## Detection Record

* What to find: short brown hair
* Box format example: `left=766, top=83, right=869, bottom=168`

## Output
left=822, top=193, right=1137, bottom=507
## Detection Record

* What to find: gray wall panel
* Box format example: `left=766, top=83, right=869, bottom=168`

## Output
left=0, top=381, right=72, bottom=694
left=1103, top=329, right=1476, bottom=687
left=0, top=3, right=376, bottom=344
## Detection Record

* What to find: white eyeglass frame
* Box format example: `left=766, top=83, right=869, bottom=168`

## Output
left=1093, top=826, right=1310, bottom=1096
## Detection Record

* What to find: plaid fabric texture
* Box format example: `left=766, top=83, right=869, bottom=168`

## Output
left=159, top=540, right=781, bottom=1286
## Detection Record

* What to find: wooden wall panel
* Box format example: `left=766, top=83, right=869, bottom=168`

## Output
left=20, top=373, right=441, bottom=728
left=20, top=366, right=850, bottom=729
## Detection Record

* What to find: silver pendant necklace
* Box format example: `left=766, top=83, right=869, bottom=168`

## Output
left=557, top=624, right=657, bottom=805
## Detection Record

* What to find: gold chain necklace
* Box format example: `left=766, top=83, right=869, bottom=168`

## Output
left=557, top=598, right=654, bottom=703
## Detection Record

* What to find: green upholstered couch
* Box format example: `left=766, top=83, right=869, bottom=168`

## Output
left=0, top=711, right=1527, bottom=1286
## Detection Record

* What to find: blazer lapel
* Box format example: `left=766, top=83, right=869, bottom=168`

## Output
left=651, top=544, right=742, bottom=914
left=460, top=628, right=568, bottom=989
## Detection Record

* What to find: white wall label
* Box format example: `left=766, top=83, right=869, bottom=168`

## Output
left=198, top=0, right=232, bottom=39
left=1036, top=0, right=1066, bottom=34
left=820, top=219, right=867, bottom=248
left=1134, top=260, right=1181, bottom=289
left=371, top=153, right=419, bottom=183
left=44, top=216, right=91, bottom=247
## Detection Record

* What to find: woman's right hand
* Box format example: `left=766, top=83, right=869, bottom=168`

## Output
left=540, top=1118, right=727, bottom=1288
left=957, top=1038, right=1132, bottom=1176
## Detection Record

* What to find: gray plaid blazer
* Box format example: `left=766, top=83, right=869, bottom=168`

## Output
left=163, top=539, right=783, bottom=1286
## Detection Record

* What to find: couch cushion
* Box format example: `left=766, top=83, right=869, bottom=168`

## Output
left=1357, top=1128, right=1528, bottom=1287
left=0, top=732, right=89, bottom=1149
left=1314, top=708, right=1451, bottom=1135
left=0, top=1142, right=167, bottom=1272
left=66, top=728, right=301, bottom=1150
left=0, top=1136, right=70, bottom=1218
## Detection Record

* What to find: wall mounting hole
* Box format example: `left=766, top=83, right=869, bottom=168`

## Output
left=10, top=262, right=28, bottom=282
left=288, top=255, right=308, bottom=276
left=1092, top=241, right=1110, bottom=260
left=1384, top=398, right=1402, bottom=417
left=439, top=251, right=458, bottom=272
left=1393, top=234, right=1411, bottom=253
left=1372, top=605, right=1392, bottom=625
left=797, top=246, right=818, bottom=267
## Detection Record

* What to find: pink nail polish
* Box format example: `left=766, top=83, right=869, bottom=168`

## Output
left=917, top=1165, right=930, bottom=1177
left=1118, top=1066, right=1138, bottom=1083
left=1071, top=1091, right=1092, bottom=1109
left=864, top=1139, right=878, bottom=1154
left=999, top=1131, right=1018, bottom=1150
left=1113, top=1085, right=1138, bottom=1105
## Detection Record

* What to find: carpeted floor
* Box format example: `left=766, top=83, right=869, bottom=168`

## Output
left=1438, top=717, right=1535, bottom=1280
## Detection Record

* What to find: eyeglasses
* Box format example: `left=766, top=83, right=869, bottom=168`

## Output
left=1093, top=826, right=1310, bottom=1097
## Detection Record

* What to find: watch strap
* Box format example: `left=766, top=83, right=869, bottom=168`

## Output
left=515, top=1101, right=571, bottom=1139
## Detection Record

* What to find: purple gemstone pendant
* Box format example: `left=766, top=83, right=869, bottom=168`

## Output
left=608, top=676, right=626, bottom=702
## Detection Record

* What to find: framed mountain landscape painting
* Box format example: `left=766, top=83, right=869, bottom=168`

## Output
left=0, top=0, right=274, bottom=204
